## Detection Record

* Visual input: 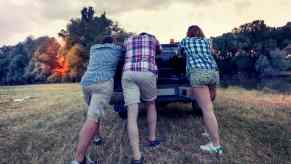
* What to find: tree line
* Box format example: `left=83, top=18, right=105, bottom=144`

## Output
left=0, top=7, right=291, bottom=85
left=0, top=7, right=130, bottom=85
left=212, top=20, right=291, bottom=80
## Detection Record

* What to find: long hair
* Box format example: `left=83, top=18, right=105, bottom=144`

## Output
left=187, top=25, right=205, bottom=38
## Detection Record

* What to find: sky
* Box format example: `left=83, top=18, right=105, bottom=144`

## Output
left=0, top=0, right=290, bottom=46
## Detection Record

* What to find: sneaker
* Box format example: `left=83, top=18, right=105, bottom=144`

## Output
left=131, top=156, right=144, bottom=164
left=93, top=136, right=104, bottom=145
left=70, top=156, right=98, bottom=164
left=200, top=142, right=223, bottom=155
left=201, top=131, right=210, bottom=138
left=144, top=139, right=161, bottom=148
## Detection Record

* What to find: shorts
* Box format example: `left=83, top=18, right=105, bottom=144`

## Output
left=188, top=69, right=220, bottom=87
left=122, top=71, right=157, bottom=106
left=82, top=80, right=113, bottom=122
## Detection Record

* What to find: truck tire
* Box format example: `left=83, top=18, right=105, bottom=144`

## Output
left=192, top=101, right=203, bottom=117
left=114, top=104, right=127, bottom=120
left=156, top=102, right=168, bottom=109
left=118, top=110, right=128, bottom=120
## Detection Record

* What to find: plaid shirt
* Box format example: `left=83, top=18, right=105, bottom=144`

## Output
left=179, top=37, right=218, bottom=73
left=123, top=33, right=161, bottom=75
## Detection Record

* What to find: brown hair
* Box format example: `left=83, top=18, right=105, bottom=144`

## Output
left=187, top=25, right=205, bottom=38
left=102, top=36, right=113, bottom=44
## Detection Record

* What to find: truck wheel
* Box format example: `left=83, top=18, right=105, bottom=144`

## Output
left=114, top=104, right=127, bottom=120
left=192, top=101, right=203, bottom=117
left=118, top=110, right=128, bottom=120
left=156, top=102, right=168, bottom=109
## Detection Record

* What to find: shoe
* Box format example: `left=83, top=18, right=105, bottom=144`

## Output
left=201, top=131, right=210, bottom=138
left=70, top=156, right=98, bottom=164
left=144, top=139, right=161, bottom=148
left=200, top=142, right=223, bottom=155
left=93, top=136, right=104, bottom=145
left=70, top=160, right=97, bottom=164
left=131, top=156, right=144, bottom=164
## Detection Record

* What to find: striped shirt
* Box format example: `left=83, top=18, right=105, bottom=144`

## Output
left=179, top=37, right=218, bottom=74
left=80, top=43, right=123, bottom=86
left=123, top=33, right=161, bottom=75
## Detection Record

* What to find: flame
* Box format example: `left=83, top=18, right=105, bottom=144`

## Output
left=48, top=36, right=84, bottom=80
left=54, top=55, right=70, bottom=76
left=51, top=36, right=71, bottom=77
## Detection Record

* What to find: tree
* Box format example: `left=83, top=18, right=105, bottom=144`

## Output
left=255, top=54, right=274, bottom=76
left=269, top=49, right=291, bottom=71
left=7, top=54, right=27, bottom=84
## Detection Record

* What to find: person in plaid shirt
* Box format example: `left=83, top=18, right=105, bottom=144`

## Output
left=123, top=33, right=161, bottom=74
left=179, top=25, right=223, bottom=155
left=122, top=32, right=161, bottom=164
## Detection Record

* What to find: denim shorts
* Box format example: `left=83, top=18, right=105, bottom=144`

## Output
left=188, top=69, right=220, bottom=87
left=82, top=80, right=113, bottom=122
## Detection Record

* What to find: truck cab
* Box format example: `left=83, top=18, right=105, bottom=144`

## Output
left=111, top=43, right=200, bottom=119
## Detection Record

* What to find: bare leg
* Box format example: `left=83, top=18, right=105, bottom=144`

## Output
left=127, top=103, right=141, bottom=160
left=145, top=101, right=157, bottom=141
left=75, top=119, right=100, bottom=161
left=209, top=86, right=217, bottom=101
left=202, top=86, right=216, bottom=136
left=95, top=121, right=101, bottom=136
left=192, top=86, right=220, bottom=146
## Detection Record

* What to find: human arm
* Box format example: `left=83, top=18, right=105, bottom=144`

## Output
left=156, top=39, right=162, bottom=55
left=177, top=39, right=185, bottom=57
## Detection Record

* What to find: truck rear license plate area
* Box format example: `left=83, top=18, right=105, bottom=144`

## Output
left=158, top=88, right=176, bottom=96
left=158, top=87, right=191, bottom=97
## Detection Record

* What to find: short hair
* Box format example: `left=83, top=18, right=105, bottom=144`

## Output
left=187, top=25, right=205, bottom=38
left=140, top=32, right=148, bottom=35
left=102, top=36, right=113, bottom=44
left=139, top=32, right=154, bottom=37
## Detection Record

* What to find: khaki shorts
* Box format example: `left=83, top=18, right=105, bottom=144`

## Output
left=189, top=69, right=220, bottom=87
left=122, top=71, right=157, bottom=106
left=82, top=80, right=113, bottom=122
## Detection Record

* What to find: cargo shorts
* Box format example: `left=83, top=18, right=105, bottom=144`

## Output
left=122, top=71, right=157, bottom=106
left=82, top=80, right=113, bottom=122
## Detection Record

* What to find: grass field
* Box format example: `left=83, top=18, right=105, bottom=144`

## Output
left=0, top=84, right=291, bottom=164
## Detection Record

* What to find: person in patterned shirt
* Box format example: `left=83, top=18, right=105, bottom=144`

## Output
left=179, top=25, right=223, bottom=154
left=122, top=32, right=162, bottom=164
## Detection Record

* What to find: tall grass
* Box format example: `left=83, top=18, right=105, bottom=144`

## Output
left=0, top=84, right=290, bottom=164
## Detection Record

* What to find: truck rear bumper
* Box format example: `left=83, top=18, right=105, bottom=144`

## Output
left=110, top=86, right=192, bottom=105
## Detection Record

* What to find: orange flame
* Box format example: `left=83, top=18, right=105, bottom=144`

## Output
left=54, top=55, right=70, bottom=76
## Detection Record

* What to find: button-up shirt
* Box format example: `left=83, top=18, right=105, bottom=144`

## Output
left=179, top=37, right=218, bottom=74
left=123, top=34, right=161, bottom=75
left=80, top=43, right=123, bottom=86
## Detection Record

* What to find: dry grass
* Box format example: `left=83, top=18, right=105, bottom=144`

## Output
left=0, top=84, right=291, bottom=164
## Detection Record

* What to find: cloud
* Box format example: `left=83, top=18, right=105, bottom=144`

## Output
left=0, top=0, right=290, bottom=45
left=87, top=0, right=213, bottom=14
left=0, top=0, right=42, bottom=45
left=33, top=0, right=214, bottom=19
left=233, top=0, right=252, bottom=15
left=0, top=0, right=213, bottom=45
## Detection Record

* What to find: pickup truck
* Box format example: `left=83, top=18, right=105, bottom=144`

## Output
left=110, top=43, right=202, bottom=119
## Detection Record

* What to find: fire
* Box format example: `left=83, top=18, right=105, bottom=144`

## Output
left=54, top=55, right=70, bottom=76
left=46, top=35, right=85, bottom=81
left=51, top=36, right=72, bottom=77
